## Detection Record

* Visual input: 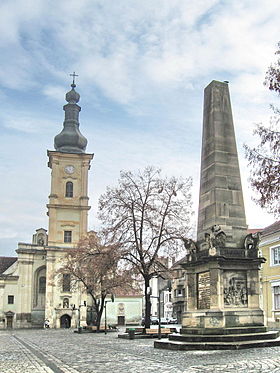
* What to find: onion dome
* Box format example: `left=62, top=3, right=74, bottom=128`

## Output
left=54, top=81, right=87, bottom=154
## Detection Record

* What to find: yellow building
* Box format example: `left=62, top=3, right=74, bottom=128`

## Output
left=260, top=221, right=280, bottom=328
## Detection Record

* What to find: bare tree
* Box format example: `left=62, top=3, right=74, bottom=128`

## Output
left=245, top=43, right=280, bottom=217
left=265, top=42, right=280, bottom=94
left=59, top=232, right=133, bottom=329
left=98, top=166, right=193, bottom=328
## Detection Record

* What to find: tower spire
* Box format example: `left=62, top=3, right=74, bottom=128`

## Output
left=54, top=75, right=87, bottom=153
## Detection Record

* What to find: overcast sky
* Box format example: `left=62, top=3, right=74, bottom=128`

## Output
left=1, top=0, right=279, bottom=257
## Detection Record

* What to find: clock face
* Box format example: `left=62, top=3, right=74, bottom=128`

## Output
left=64, top=165, right=75, bottom=174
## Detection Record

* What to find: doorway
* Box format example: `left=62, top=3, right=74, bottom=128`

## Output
left=6, top=316, right=13, bottom=329
left=60, top=314, right=71, bottom=328
left=118, top=316, right=125, bottom=325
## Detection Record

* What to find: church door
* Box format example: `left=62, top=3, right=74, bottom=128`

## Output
left=6, top=316, right=13, bottom=329
left=60, top=314, right=71, bottom=328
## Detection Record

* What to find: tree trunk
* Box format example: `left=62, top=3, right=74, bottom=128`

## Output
left=95, top=296, right=106, bottom=331
left=144, top=276, right=151, bottom=329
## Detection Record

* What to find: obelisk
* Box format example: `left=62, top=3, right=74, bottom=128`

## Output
left=154, top=81, right=280, bottom=350
left=197, top=80, right=247, bottom=249
left=178, top=80, right=265, bottom=333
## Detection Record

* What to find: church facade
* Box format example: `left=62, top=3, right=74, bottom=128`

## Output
left=1, top=81, right=97, bottom=329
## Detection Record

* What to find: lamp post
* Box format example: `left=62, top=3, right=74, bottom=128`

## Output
left=149, top=279, right=172, bottom=340
left=158, top=288, right=162, bottom=339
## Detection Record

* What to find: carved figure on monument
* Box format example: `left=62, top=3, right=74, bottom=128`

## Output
left=211, top=225, right=226, bottom=249
left=244, top=232, right=261, bottom=251
left=182, top=238, right=198, bottom=254
left=204, top=233, right=213, bottom=249
left=204, top=225, right=226, bottom=251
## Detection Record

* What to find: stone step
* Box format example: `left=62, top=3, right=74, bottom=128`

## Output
left=154, top=336, right=280, bottom=350
left=180, top=326, right=267, bottom=335
left=169, top=330, right=279, bottom=343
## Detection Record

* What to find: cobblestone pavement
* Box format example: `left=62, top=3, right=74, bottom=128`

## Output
left=1, top=329, right=280, bottom=373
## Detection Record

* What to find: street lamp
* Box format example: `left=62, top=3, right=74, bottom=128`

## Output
left=149, top=279, right=172, bottom=340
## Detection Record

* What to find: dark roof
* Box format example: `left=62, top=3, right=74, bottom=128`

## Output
left=171, top=256, right=187, bottom=269
left=0, top=257, right=17, bottom=274
left=261, top=221, right=280, bottom=237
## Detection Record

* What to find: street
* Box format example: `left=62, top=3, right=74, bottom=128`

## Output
left=1, top=329, right=280, bottom=373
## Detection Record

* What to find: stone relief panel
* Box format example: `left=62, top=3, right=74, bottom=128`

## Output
left=223, top=271, right=247, bottom=307
left=197, top=271, right=211, bottom=309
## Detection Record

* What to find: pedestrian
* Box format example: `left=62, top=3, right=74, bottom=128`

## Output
left=44, top=319, right=50, bottom=328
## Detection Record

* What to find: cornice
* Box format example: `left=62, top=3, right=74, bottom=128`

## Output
left=46, top=204, right=91, bottom=211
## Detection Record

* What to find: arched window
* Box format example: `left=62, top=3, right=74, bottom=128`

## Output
left=62, top=274, right=71, bottom=292
left=39, top=276, right=46, bottom=293
left=65, top=182, right=73, bottom=197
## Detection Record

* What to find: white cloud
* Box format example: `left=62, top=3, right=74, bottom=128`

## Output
left=2, top=113, right=56, bottom=133
left=43, top=85, right=66, bottom=102
left=0, top=0, right=279, bottom=255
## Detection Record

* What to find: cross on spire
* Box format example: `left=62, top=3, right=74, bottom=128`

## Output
left=70, top=72, right=78, bottom=86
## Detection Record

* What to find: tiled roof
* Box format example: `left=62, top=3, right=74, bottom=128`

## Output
left=247, top=228, right=263, bottom=234
left=171, top=256, right=187, bottom=269
left=0, top=257, right=17, bottom=274
left=261, top=221, right=280, bottom=237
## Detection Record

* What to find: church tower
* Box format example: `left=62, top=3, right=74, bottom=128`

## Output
left=47, top=79, right=93, bottom=246
left=45, top=77, right=93, bottom=328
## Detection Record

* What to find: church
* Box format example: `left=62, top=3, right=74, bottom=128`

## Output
left=0, top=79, right=142, bottom=329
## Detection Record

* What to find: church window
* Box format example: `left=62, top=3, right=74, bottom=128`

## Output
left=8, top=295, right=14, bottom=304
left=65, top=182, right=73, bottom=197
left=62, top=274, right=71, bottom=292
left=39, top=276, right=46, bottom=293
left=64, top=231, right=72, bottom=243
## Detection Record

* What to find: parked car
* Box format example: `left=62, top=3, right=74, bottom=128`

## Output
left=141, top=316, right=159, bottom=325
left=160, top=317, right=169, bottom=324
left=168, top=317, right=178, bottom=324
left=151, top=316, right=159, bottom=325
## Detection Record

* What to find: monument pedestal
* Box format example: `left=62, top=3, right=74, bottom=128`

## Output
left=155, top=248, right=280, bottom=350
left=181, top=249, right=265, bottom=332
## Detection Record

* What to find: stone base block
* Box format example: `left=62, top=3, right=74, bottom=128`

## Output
left=182, top=308, right=264, bottom=331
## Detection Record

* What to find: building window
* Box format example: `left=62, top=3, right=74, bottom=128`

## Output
left=177, top=288, right=184, bottom=297
left=62, top=274, right=71, bottom=292
left=273, top=286, right=280, bottom=310
left=64, top=231, right=72, bottom=243
left=39, top=276, right=46, bottom=293
left=65, top=182, right=73, bottom=197
left=271, top=246, right=280, bottom=266
left=8, top=295, right=14, bottom=304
